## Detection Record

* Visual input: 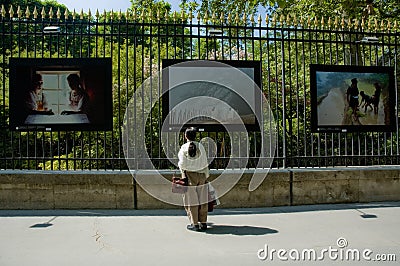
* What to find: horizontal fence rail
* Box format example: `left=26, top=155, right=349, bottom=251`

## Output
left=0, top=6, right=399, bottom=171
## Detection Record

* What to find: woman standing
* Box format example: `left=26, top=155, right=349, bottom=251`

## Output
left=178, top=127, right=210, bottom=231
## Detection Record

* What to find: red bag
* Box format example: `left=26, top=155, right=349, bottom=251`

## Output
left=172, top=176, right=188, bottom=194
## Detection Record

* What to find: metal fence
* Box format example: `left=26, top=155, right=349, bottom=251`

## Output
left=1, top=6, right=400, bottom=171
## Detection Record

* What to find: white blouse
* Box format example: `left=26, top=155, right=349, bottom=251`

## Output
left=178, top=141, right=210, bottom=178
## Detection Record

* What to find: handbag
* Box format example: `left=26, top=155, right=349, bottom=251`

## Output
left=171, top=172, right=188, bottom=194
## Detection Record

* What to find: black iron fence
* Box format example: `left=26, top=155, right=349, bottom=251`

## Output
left=1, top=6, right=399, bottom=171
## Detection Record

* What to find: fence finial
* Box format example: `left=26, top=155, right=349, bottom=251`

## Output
left=314, top=16, right=318, bottom=28
left=1, top=5, right=5, bottom=18
left=126, top=9, right=129, bottom=20
left=80, top=9, right=84, bottom=20
left=49, top=7, right=53, bottom=19
left=388, top=20, right=391, bottom=31
left=234, top=12, right=239, bottom=24
left=354, top=18, right=358, bottom=30
left=173, top=10, right=177, bottom=22
left=118, top=9, right=122, bottom=20
left=380, top=19, right=385, bottom=31
left=327, top=17, right=332, bottom=29
left=25, top=6, right=30, bottom=19
left=64, top=9, right=69, bottom=20
left=17, top=6, right=21, bottom=18
left=204, top=11, right=209, bottom=23
left=41, top=7, right=46, bottom=19
left=165, top=9, right=169, bottom=21
left=189, top=10, right=193, bottom=23
left=57, top=8, right=61, bottom=19
left=181, top=9, right=185, bottom=21
left=265, top=14, right=269, bottom=26
left=227, top=13, right=231, bottom=24
left=9, top=5, right=14, bottom=18
left=361, top=18, right=365, bottom=29
left=394, top=21, right=398, bottom=31
left=341, top=17, right=345, bottom=29
left=95, top=9, right=100, bottom=19
left=279, top=14, right=284, bottom=26
left=211, top=12, right=216, bottom=23
left=374, top=18, right=378, bottom=30
left=72, top=9, right=76, bottom=20
left=88, top=9, right=92, bottom=19
left=220, top=12, right=224, bottom=24
left=258, top=14, right=262, bottom=26
left=33, top=6, right=38, bottom=19
left=157, top=9, right=160, bottom=22
left=287, top=14, right=291, bottom=26
left=272, top=13, right=277, bottom=26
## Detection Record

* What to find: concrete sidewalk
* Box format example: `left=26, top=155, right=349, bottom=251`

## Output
left=0, top=202, right=399, bottom=266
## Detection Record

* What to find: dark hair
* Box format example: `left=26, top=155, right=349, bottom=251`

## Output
left=185, top=127, right=197, bottom=157
left=67, top=73, right=81, bottom=87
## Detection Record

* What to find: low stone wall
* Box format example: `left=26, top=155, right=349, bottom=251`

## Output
left=0, top=166, right=399, bottom=209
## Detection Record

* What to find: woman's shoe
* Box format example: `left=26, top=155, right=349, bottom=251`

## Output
left=200, top=223, right=207, bottom=230
left=187, top=224, right=200, bottom=231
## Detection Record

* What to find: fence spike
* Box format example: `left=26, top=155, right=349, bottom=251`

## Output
left=189, top=10, right=193, bottom=22
left=126, top=9, right=129, bottom=20
left=374, top=18, right=378, bottom=30
left=118, top=9, right=122, bottom=20
left=95, top=9, right=99, bottom=19
left=148, top=9, right=152, bottom=22
left=181, top=9, right=185, bottom=21
left=354, top=18, right=358, bottom=30
left=307, top=17, right=311, bottom=28
left=347, top=17, right=352, bottom=29
left=88, top=9, right=92, bottom=19
left=341, top=17, right=345, bottom=29
left=64, top=8, right=69, bottom=20
left=380, top=19, right=385, bottom=31
left=279, top=14, right=284, bottom=26
left=394, top=21, right=398, bottom=31
left=25, top=6, right=30, bottom=19
left=17, top=6, right=21, bottom=18
left=257, top=14, right=262, bottom=26
left=103, top=10, right=107, bottom=21
left=227, top=13, right=231, bottom=24
left=321, top=16, right=325, bottom=28
left=272, top=13, right=277, bottom=26
left=72, top=9, right=76, bottom=20
left=388, top=20, right=391, bottom=31
left=80, top=9, right=84, bottom=20
left=314, top=16, right=318, bottom=28
left=220, top=12, right=224, bottom=24
left=1, top=5, right=5, bottom=18
left=196, top=11, right=200, bottom=22
left=110, top=9, right=114, bottom=20
left=361, top=18, right=365, bottom=29
left=234, top=12, right=239, bottom=24
left=9, top=5, right=14, bottom=18
left=33, top=6, right=38, bottom=19
left=286, top=14, right=290, bottom=26
left=211, top=12, right=216, bottom=23
left=293, top=15, right=298, bottom=26
left=49, top=7, right=53, bottom=19
left=165, top=9, right=169, bottom=21
left=173, top=10, right=177, bottom=22
left=157, top=9, right=160, bottom=22
left=57, top=8, right=61, bottom=19
left=204, top=11, right=209, bottom=23
left=327, top=17, right=332, bottom=28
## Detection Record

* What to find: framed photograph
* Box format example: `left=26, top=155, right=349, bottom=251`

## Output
left=162, top=59, right=262, bottom=132
left=9, top=58, right=112, bottom=131
left=310, top=64, right=396, bottom=133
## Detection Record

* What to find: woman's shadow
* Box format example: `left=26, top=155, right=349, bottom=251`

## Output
left=204, top=223, right=278, bottom=236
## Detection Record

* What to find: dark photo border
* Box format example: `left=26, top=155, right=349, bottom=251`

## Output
left=310, top=64, right=396, bottom=133
left=9, top=58, right=112, bottom=131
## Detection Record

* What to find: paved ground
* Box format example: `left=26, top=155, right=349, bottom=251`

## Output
left=0, top=202, right=399, bottom=266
